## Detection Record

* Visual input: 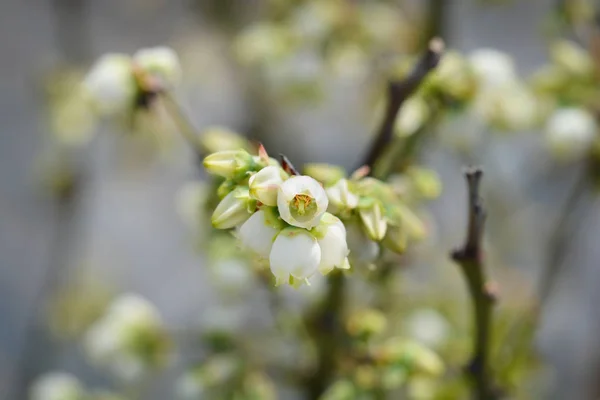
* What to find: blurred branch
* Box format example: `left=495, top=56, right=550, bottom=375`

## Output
left=538, top=168, right=589, bottom=303
left=159, top=92, right=204, bottom=159
left=10, top=169, right=82, bottom=399
left=451, top=167, right=499, bottom=400
left=357, top=38, right=444, bottom=173
left=304, top=272, right=347, bottom=398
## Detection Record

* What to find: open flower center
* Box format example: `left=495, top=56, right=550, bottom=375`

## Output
left=289, top=193, right=317, bottom=222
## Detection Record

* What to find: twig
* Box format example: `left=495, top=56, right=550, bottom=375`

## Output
left=537, top=168, right=589, bottom=303
left=358, top=37, right=444, bottom=172
left=450, top=167, right=498, bottom=400
left=159, top=91, right=203, bottom=159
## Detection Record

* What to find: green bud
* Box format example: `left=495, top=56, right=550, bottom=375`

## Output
left=346, top=308, right=387, bottom=338
left=358, top=200, right=387, bottom=241
left=303, top=163, right=346, bottom=186
left=211, top=187, right=253, bottom=229
left=382, top=225, right=408, bottom=254
left=375, top=338, right=444, bottom=377
left=550, top=39, right=594, bottom=77
left=319, top=380, right=356, bottom=400
left=203, top=150, right=254, bottom=179
left=407, top=167, right=442, bottom=199
left=387, top=203, right=426, bottom=240
left=200, top=126, right=250, bottom=154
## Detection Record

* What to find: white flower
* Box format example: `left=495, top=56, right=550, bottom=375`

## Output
left=249, top=166, right=286, bottom=206
left=546, top=107, right=597, bottom=161
left=134, top=46, right=182, bottom=87
left=83, top=54, right=135, bottom=115
left=212, top=188, right=252, bottom=229
left=269, top=228, right=321, bottom=285
left=474, top=83, right=538, bottom=131
left=277, top=175, right=328, bottom=229
left=469, top=49, right=516, bottom=88
left=326, top=179, right=359, bottom=211
left=238, top=209, right=281, bottom=258
left=314, top=213, right=350, bottom=275
left=30, top=372, right=84, bottom=400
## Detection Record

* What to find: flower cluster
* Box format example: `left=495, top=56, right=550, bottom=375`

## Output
left=83, top=47, right=181, bottom=117
left=204, top=147, right=350, bottom=286
left=234, top=0, right=413, bottom=100
left=83, top=294, right=170, bottom=381
left=319, top=168, right=428, bottom=265
left=29, top=371, right=124, bottom=400
left=530, top=39, right=599, bottom=161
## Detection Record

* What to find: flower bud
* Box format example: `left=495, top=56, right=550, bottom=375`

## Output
left=388, top=203, right=426, bottom=240
left=550, top=39, right=594, bottom=77
left=249, top=166, right=287, bottom=206
left=545, top=107, right=597, bottom=161
left=200, top=126, right=249, bottom=153
left=212, top=188, right=253, bottom=229
left=395, top=97, right=429, bottom=137
left=238, top=208, right=283, bottom=258
left=303, top=163, right=346, bottom=186
left=83, top=54, right=135, bottom=115
left=134, top=46, right=182, bottom=88
left=383, top=225, right=408, bottom=254
left=203, top=150, right=254, bottom=179
left=347, top=309, right=387, bottom=338
left=358, top=200, right=387, bottom=241
left=326, top=179, right=359, bottom=212
left=375, top=338, right=444, bottom=377
left=30, top=372, right=84, bottom=400
left=277, top=175, right=328, bottom=229
left=469, top=49, right=516, bottom=88
left=269, top=228, right=321, bottom=285
left=312, top=213, right=350, bottom=275
left=319, top=380, right=357, bottom=400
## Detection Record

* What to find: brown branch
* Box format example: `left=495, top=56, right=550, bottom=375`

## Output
left=358, top=38, right=444, bottom=172
left=450, top=167, right=499, bottom=400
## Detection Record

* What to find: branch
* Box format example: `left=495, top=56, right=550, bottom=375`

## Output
left=450, top=167, right=498, bottom=400
left=159, top=91, right=204, bottom=159
left=358, top=37, right=444, bottom=172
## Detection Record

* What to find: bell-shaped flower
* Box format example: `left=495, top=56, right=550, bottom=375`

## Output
left=269, top=227, right=321, bottom=285
left=326, top=179, right=358, bottom=213
left=211, top=187, right=253, bottom=229
left=134, top=46, right=182, bottom=88
left=312, top=213, right=350, bottom=275
left=83, top=54, right=136, bottom=115
left=249, top=166, right=287, bottom=206
left=546, top=107, right=597, bottom=161
left=277, top=175, right=328, bottom=229
left=203, top=150, right=255, bottom=179
left=30, top=372, right=85, bottom=400
left=238, top=208, right=283, bottom=258
left=359, top=200, right=387, bottom=241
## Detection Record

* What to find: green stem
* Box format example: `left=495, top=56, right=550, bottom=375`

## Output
left=159, top=92, right=203, bottom=156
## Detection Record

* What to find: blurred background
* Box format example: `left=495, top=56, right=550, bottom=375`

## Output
left=2, top=0, right=600, bottom=399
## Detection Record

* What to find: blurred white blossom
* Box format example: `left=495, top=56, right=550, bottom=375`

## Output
left=30, top=372, right=84, bottom=400
left=545, top=107, right=597, bottom=161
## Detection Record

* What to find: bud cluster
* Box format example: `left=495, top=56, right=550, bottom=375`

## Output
left=204, top=147, right=350, bottom=287
left=83, top=294, right=170, bottom=381
left=322, top=169, right=427, bottom=265
left=82, top=47, right=181, bottom=117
